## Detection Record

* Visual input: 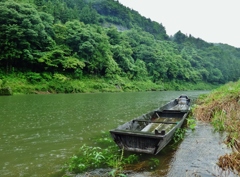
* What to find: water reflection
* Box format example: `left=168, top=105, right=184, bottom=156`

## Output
left=0, top=91, right=208, bottom=176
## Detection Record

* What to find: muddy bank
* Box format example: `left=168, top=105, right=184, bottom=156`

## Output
left=166, top=121, right=234, bottom=177
left=75, top=121, right=235, bottom=177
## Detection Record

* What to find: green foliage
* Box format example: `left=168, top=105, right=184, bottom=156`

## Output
left=0, top=78, right=6, bottom=87
left=173, top=128, right=186, bottom=144
left=1, top=0, right=240, bottom=92
left=26, top=72, right=43, bottom=84
left=187, top=117, right=196, bottom=130
left=0, top=72, right=218, bottom=95
left=193, top=80, right=240, bottom=174
left=92, top=0, right=168, bottom=40
left=149, top=158, right=160, bottom=168
left=79, top=5, right=100, bottom=24
left=66, top=145, right=105, bottom=172
left=63, top=138, right=139, bottom=175
left=173, top=31, right=188, bottom=44
left=0, top=0, right=55, bottom=73
left=211, top=111, right=226, bottom=132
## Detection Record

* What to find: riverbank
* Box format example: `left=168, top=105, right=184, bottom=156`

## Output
left=166, top=122, right=234, bottom=177
left=65, top=122, right=234, bottom=177
left=193, top=80, right=240, bottom=175
left=63, top=82, right=240, bottom=176
left=0, top=73, right=218, bottom=95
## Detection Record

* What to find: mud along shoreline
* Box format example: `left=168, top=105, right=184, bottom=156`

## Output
left=74, top=121, right=235, bottom=177
left=166, top=121, right=235, bottom=177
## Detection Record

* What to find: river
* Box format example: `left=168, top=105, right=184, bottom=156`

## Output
left=0, top=91, right=209, bottom=177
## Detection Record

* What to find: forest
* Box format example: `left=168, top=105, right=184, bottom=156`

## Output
left=1, top=0, right=240, bottom=94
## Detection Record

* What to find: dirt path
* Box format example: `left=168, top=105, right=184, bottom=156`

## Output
left=166, top=121, right=235, bottom=177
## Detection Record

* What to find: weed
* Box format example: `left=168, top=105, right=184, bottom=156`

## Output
left=173, top=128, right=186, bottom=144
left=193, top=80, right=240, bottom=174
left=63, top=135, right=138, bottom=176
left=109, top=148, right=125, bottom=177
left=149, top=158, right=160, bottom=169
left=187, top=117, right=196, bottom=130
left=211, top=110, right=226, bottom=132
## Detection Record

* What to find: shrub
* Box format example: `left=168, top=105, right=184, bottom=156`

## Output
left=26, top=72, right=43, bottom=84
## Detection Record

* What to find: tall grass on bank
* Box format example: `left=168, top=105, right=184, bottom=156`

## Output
left=193, top=80, right=240, bottom=175
left=1, top=72, right=218, bottom=95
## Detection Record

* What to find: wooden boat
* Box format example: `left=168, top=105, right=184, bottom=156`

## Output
left=109, top=95, right=191, bottom=155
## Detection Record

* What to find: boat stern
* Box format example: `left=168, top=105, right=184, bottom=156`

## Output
left=109, top=130, right=164, bottom=154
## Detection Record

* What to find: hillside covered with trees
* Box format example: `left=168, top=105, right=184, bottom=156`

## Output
left=1, top=0, right=240, bottom=94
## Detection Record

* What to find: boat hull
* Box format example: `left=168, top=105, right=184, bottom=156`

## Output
left=110, top=95, right=190, bottom=155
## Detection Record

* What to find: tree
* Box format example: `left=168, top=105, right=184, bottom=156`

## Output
left=79, top=5, right=100, bottom=24
left=64, top=20, right=120, bottom=76
left=173, top=31, right=187, bottom=44
left=0, top=1, right=54, bottom=72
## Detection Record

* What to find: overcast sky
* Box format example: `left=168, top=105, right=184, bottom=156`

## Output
left=118, top=0, right=240, bottom=48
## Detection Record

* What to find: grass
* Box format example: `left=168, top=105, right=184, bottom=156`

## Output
left=0, top=72, right=219, bottom=95
left=62, top=133, right=139, bottom=176
left=193, top=80, right=240, bottom=175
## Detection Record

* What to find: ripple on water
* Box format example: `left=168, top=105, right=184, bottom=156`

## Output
left=0, top=91, right=208, bottom=177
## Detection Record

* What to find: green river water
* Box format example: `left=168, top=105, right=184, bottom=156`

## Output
left=0, top=91, right=209, bottom=177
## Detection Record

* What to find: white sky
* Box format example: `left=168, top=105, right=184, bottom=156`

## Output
left=118, top=0, right=240, bottom=48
